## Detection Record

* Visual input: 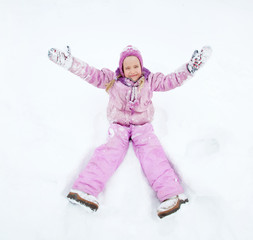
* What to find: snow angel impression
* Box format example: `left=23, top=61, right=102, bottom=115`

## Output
left=48, top=45, right=212, bottom=218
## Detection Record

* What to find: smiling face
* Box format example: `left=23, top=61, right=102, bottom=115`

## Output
left=123, top=56, right=142, bottom=81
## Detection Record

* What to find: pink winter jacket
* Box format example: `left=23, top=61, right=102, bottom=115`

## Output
left=69, top=57, right=191, bottom=126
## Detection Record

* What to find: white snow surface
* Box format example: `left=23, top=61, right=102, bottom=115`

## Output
left=1, top=0, right=253, bottom=239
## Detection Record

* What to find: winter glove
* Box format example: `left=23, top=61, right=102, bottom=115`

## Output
left=48, top=46, right=73, bottom=70
left=187, top=46, right=212, bottom=74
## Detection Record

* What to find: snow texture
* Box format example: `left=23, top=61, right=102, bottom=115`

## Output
left=1, top=0, right=253, bottom=239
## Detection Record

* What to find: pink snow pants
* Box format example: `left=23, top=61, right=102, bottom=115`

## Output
left=72, top=123, right=184, bottom=202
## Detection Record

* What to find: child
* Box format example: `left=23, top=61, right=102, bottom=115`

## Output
left=48, top=45, right=211, bottom=218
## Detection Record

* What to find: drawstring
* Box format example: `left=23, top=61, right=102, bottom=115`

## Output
left=131, top=86, right=138, bottom=102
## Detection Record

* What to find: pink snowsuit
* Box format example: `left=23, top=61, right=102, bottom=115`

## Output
left=69, top=56, right=191, bottom=202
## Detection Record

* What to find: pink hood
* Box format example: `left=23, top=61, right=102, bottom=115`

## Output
left=118, top=45, right=144, bottom=77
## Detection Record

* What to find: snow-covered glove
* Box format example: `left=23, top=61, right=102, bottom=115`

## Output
left=187, top=46, right=212, bottom=74
left=48, top=46, right=73, bottom=70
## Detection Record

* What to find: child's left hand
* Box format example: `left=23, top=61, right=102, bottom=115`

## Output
left=187, top=46, right=212, bottom=74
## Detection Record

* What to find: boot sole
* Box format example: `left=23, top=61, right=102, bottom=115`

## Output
left=67, top=192, right=99, bottom=212
left=158, top=198, right=189, bottom=219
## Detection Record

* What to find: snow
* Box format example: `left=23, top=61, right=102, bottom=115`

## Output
left=1, top=0, right=253, bottom=239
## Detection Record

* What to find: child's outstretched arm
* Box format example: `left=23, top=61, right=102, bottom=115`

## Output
left=48, top=46, right=114, bottom=89
left=150, top=46, right=212, bottom=92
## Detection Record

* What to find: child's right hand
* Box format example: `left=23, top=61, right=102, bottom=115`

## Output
left=48, top=46, right=73, bottom=70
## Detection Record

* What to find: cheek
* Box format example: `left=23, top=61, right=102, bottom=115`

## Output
left=124, top=69, right=129, bottom=76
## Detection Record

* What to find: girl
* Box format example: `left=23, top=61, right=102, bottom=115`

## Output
left=48, top=45, right=211, bottom=218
